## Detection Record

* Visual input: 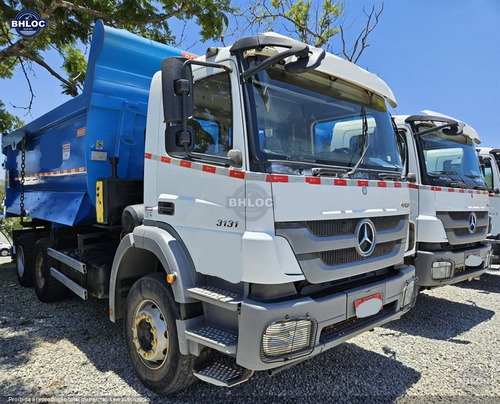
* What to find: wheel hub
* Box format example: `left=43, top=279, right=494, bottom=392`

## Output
left=16, top=246, right=25, bottom=277
left=132, top=300, right=168, bottom=368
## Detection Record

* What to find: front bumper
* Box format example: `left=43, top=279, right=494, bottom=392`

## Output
left=236, top=264, right=416, bottom=371
left=415, top=243, right=491, bottom=287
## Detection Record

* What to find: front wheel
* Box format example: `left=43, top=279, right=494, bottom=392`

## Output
left=1, top=248, right=9, bottom=257
left=124, top=273, right=196, bottom=395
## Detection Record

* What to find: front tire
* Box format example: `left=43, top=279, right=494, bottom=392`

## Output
left=1, top=248, right=9, bottom=257
left=33, top=238, right=67, bottom=302
left=124, top=273, right=196, bottom=395
left=16, top=234, right=39, bottom=287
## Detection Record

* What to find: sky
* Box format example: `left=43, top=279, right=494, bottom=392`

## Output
left=2, top=0, right=500, bottom=146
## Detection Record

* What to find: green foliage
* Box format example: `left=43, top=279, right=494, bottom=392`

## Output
left=0, top=181, right=21, bottom=242
left=0, top=0, right=234, bottom=121
left=247, top=0, right=344, bottom=49
left=244, top=0, right=382, bottom=62
left=0, top=101, right=24, bottom=133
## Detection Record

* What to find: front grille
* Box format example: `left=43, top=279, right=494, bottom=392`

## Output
left=319, top=241, right=397, bottom=266
left=275, top=214, right=408, bottom=283
left=453, top=226, right=488, bottom=237
left=305, top=215, right=403, bottom=237
left=448, top=211, right=488, bottom=221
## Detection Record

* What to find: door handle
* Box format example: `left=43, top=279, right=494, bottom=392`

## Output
left=158, top=201, right=175, bottom=215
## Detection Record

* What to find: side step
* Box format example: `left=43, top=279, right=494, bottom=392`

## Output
left=50, top=267, right=88, bottom=300
left=47, top=248, right=86, bottom=274
left=194, top=361, right=254, bottom=387
left=185, top=286, right=242, bottom=311
left=185, top=326, right=237, bottom=355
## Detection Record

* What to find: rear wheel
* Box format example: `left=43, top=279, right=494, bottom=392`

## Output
left=33, top=238, right=67, bottom=302
left=1, top=248, right=9, bottom=257
left=124, top=273, right=196, bottom=395
left=16, top=234, right=38, bottom=287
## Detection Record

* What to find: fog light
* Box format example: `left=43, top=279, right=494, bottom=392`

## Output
left=262, top=319, right=315, bottom=358
left=402, top=278, right=417, bottom=308
left=431, top=261, right=453, bottom=279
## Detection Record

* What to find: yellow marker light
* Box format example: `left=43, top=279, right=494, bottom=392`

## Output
left=166, top=273, right=176, bottom=284
left=151, top=327, right=157, bottom=335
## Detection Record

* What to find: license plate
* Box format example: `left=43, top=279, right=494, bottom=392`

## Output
left=355, top=293, right=383, bottom=318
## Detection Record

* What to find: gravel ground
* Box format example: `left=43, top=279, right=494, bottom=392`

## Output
left=1, top=260, right=499, bottom=403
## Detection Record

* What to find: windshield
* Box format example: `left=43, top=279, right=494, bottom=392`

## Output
left=247, top=61, right=403, bottom=178
left=415, top=124, right=486, bottom=189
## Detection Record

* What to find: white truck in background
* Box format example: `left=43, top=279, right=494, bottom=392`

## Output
left=394, top=111, right=491, bottom=290
left=477, top=147, right=500, bottom=262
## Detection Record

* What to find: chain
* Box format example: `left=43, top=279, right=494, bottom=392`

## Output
left=20, top=140, right=26, bottom=222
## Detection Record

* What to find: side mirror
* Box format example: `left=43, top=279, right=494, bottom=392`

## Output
left=161, top=57, right=193, bottom=124
left=227, top=149, right=242, bottom=168
left=442, top=122, right=464, bottom=136
left=407, top=173, right=417, bottom=183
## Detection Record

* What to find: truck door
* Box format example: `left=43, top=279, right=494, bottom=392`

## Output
left=152, top=62, right=249, bottom=283
left=481, top=156, right=499, bottom=236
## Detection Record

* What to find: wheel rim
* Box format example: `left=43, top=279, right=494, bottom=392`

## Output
left=35, top=253, right=45, bottom=289
left=1, top=250, right=8, bottom=257
left=132, top=299, right=169, bottom=370
left=16, top=246, right=25, bottom=277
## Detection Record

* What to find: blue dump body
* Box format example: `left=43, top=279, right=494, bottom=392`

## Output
left=3, top=21, right=185, bottom=226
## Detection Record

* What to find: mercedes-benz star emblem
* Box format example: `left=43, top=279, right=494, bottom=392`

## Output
left=355, top=219, right=376, bottom=257
left=468, top=212, right=477, bottom=234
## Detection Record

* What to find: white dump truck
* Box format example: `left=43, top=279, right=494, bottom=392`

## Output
left=477, top=147, right=500, bottom=262
left=4, top=22, right=417, bottom=394
left=394, top=111, right=491, bottom=289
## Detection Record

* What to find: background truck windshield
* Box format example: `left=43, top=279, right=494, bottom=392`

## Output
left=416, top=127, right=486, bottom=189
left=248, top=62, right=403, bottom=176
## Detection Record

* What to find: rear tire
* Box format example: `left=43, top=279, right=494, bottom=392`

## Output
left=33, top=238, right=67, bottom=302
left=16, top=234, right=39, bottom=287
left=1, top=248, right=9, bottom=257
left=124, top=273, right=196, bottom=395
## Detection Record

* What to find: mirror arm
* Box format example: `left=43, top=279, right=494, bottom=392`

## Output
left=413, top=122, right=462, bottom=137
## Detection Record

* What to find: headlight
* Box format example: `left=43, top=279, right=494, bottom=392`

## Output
left=431, top=261, right=453, bottom=279
left=262, top=319, right=316, bottom=360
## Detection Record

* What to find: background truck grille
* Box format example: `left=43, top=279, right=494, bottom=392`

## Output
left=436, top=211, right=488, bottom=245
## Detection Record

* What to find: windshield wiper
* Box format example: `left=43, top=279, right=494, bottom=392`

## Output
left=428, top=170, right=467, bottom=188
left=347, top=106, right=369, bottom=177
left=379, top=172, right=403, bottom=181
left=465, top=174, right=487, bottom=189
left=312, top=167, right=349, bottom=177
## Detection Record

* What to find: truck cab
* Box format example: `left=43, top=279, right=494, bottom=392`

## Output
left=477, top=147, right=500, bottom=261
left=3, top=23, right=417, bottom=394
left=394, top=111, right=491, bottom=289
